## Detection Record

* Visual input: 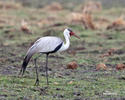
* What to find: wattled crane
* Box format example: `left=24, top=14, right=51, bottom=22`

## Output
left=19, top=28, right=80, bottom=85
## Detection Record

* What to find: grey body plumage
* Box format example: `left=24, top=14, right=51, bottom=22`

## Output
left=19, top=36, right=63, bottom=76
left=19, top=28, right=79, bottom=85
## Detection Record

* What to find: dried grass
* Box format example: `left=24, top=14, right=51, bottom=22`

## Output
left=67, top=61, right=78, bottom=69
left=37, top=18, right=54, bottom=28
left=68, top=12, right=96, bottom=30
left=107, top=16, right=125, bottom=30
left=82, top=1, right=102, bottom=14
left=95, top=17, right=110, bottom=29
left=21, top=20, right=32, bottom=34
left=100, top=48, right=116, bottom=58
left=116, top=64, right=125, bottom=70
left=96, top=63, right=108, bottom=70
left=43, top=2, right=63, bottom=11
left=0, top=1, right=22, bottom=9
left=82, top=12, right=96, bottom=30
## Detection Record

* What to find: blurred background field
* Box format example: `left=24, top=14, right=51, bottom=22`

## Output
left=3, top=0, right=125, bottom=8
left=0, top=0, right=125, bottom=100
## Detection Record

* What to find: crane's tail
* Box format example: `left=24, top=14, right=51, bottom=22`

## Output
left=19, top=52, right=34, bottom=76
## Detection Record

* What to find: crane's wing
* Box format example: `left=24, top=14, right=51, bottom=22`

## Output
left=26, top=36, right=63, bottom=55
left=20, top=36, right=63, bottom=76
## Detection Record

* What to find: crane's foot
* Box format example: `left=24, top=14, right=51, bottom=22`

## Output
left=34, top=79, right=39, bottom=86
left=47, top=81, right=49, bottom=86
left=18, top=68, right=23, bottom=77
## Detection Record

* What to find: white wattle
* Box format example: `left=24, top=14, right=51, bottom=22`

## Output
left=58, top=33, right=70, bottom=52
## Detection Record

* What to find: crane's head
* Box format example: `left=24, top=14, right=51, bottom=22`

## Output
left=64, top=28, right=80, bottom=39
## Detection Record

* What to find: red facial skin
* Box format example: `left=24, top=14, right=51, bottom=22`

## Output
left=70, top=31, right=80, bottom=39
left=70, top=31, right=74, bottom=36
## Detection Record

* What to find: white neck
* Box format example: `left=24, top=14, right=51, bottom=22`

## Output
left=58, top=34, right=70, bottom=52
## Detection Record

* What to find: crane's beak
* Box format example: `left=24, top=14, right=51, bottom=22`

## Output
left=73, top=34, right=80, bottom=39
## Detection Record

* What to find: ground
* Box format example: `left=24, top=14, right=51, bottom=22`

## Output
left=0, top=2, right=125, bottom=100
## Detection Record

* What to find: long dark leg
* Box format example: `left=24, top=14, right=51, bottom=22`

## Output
left=45, top=54, right=49, bottom=85
left=34, top=58, right=39, bottom=86
left=18, top=67, right=22, bottom=76
left=34, top=53, right=42, bottom=86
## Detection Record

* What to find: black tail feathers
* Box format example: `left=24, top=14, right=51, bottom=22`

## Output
left=19, top=55, right=32, bottom=76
